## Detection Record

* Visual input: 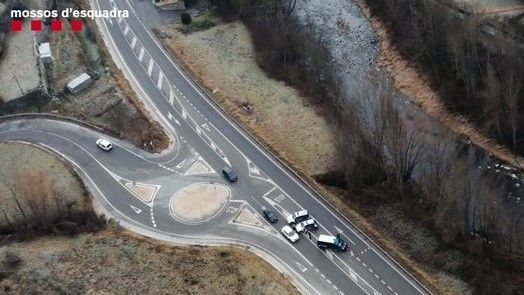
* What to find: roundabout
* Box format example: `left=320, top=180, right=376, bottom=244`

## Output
left=169, top=182, right=230, bottom=224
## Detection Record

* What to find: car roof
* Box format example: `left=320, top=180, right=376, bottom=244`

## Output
left=98, top=138, right=111, bottom=144
left=282, top=225, right=293, bottom=233
left=295, top=210, right=308, bottom=216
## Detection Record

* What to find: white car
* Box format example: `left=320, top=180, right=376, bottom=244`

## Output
left=294, top=218, right=318, bottom=233
left=286, top=210, right=309, bottom=224
left=96, top=138, right=113, bottom=151
left=281, top=225, right=299, bottom=243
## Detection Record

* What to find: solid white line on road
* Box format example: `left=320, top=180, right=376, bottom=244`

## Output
left=138, top=47, right=145, bottom=61
left=131, top=36, right=137, bottom=49
left=157, top=71, right=164, bottom=89
left=147, top=59, right=154, bottom=76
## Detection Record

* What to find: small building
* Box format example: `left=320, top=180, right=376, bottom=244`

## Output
left=37, top=42, right=53, bottom=62
left=67, top=73, right=93, bottom=94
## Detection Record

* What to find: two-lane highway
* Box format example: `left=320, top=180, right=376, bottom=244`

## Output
left=91, top=0, right=430, bottom=294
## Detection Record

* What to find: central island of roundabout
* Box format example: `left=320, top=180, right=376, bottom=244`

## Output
left=169, top=182, right=231, bottom=224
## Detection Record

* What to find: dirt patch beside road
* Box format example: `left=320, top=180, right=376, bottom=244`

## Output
left=0, top=228, right=299, bottom=295
left=160, top=20, right=337, bottom=175
left=0, top=142, right=88, bottom=229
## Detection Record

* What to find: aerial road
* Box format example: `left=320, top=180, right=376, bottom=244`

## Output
left=0, top=0, right=431, bottom=294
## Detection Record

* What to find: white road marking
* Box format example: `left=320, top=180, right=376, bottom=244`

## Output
left=131, top=36, right=137, bottom=49
left=130, top=205, right=142, bottom=214
left=157, top=71, right=164, bottom=89
left=123, top=25, right=129, bottom=36
left=169, top=90, right=175, bottom=105
left=334, top=225, right=356, bottom=244
left=296, top=262, right=307, bottom=272
left=138, top=47, right=145, bottom=61
left=147, top=59, right=154, bottom=76
left=350, top=271, right=358, bottom=282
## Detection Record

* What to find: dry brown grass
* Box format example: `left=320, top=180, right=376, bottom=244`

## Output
left=355, top=0, right=524, bottom=171
left=159, top=21, right=446, bottom=295
left=0, top=228, right=299, bottom=295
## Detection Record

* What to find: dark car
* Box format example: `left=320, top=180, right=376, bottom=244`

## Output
left=263, top=209, right=278, bottom=223
left=222, top=166, right=238, bottom=182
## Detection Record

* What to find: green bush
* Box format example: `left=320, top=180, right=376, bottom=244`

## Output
left=193, top=19, right=215, bottom=30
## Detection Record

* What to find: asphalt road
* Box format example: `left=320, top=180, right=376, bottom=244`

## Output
left=0, top=0, right=432, bottom=294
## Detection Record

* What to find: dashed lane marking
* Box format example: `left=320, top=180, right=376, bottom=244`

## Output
left=158, top=71, right=164, bottom=90
left=131, top=36, right=137, bottom=49
left=138, top=47, right=145, bottom=61
left=147, top=59, right=154, bottom=76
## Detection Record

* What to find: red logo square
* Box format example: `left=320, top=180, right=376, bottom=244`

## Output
left=50, top=19, right=62, bottom=31
left=10, top=20, right=22, bottom=31
left=31, top=20, right=42, bottom=31
left=70, top=19, right=82, bottom=32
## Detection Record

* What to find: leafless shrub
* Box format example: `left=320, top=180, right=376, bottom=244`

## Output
left=16, top=170, right=56, bottom=224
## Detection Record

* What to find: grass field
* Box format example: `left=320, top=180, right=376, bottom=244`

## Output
left=0, top=229, right=298, bottom=295
left=161, top=19, right=337, bottom=175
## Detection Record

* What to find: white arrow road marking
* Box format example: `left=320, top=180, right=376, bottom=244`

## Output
left=176, top=159, right=186, bottom=169
left=130, top=205, right=142, bottom=214
left=296, top=262, right=308, bottom=272
left=201, top=123, right=210, bottom=131
left=263, top=196, right=289, bottom=217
